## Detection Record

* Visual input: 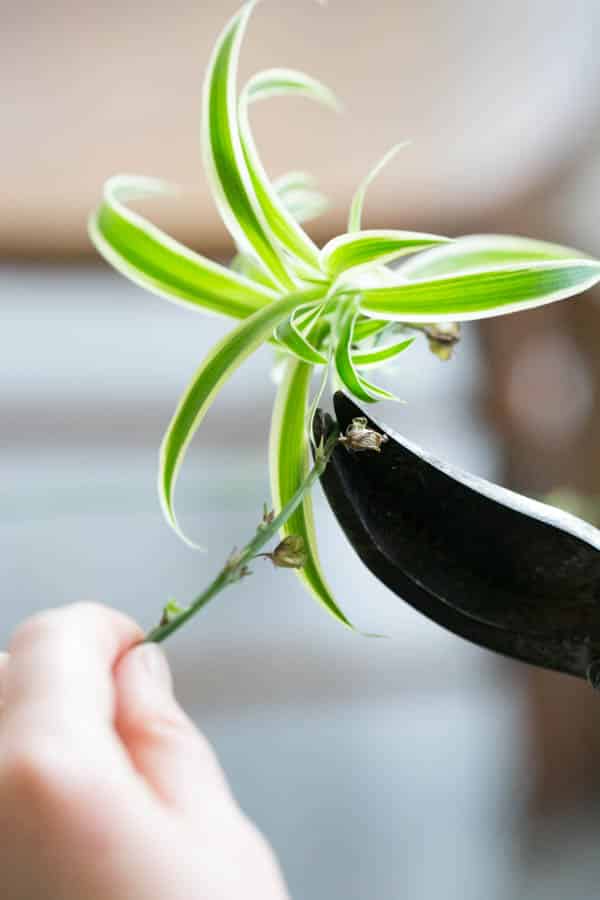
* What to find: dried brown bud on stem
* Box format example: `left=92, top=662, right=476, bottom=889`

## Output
left=424, top=322, right=461, bottom=361
left=260, top=503, right=275, bottom=527
left=338, top=417, right=389, bottom=453
left=256, top=535, right=308, bottom=569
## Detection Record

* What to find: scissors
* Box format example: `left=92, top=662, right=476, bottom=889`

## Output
left=314, top=392, right=600, bottom=685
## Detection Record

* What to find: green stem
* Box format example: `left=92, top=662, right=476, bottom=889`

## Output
left=145, top=424, right=340, bottom=644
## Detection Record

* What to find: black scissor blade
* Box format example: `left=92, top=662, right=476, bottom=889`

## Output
left=314, top=393, right=600, bottom=680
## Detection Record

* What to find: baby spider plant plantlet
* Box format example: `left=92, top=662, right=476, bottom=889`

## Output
left=90, top=1, right=600, bottom=642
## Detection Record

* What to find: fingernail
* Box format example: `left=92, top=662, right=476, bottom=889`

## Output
left=137, top=644, right=173, bottom=694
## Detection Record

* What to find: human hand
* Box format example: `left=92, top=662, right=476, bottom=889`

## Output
left=0, top=603, right=289, bottom=900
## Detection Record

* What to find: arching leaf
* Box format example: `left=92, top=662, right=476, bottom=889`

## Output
left=334, top=298, right=396, bottom=401
left=269, top=355, right=355, bottom=628
left=89, top=175, right=277, bottom=319
left=274, top=301, right=328, bottom=365
left=160, top=288, right=322, bottom=544
left=202, top=2, right=294, bottom=289
left=273, top=171, right=329, bottom=224
left=352, top=337, right=415, bottom=369
left=239, top=66, right=340, bottom=273
left=321, top=229, right=449, bottom=276
left=338, top=236, right=600, bottom=322
left=348, top=143, right=408, bottom=232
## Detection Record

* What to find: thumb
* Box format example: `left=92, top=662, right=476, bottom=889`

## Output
left=114, top=643, right=233, bottom=820
left=0, top=652, right=9, bottom=704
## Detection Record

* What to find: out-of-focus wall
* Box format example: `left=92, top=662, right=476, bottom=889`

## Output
left=3, top=0, right=600, bottom=257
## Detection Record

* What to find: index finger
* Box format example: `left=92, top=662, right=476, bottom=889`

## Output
left=2, top=603, right=143, bottom=744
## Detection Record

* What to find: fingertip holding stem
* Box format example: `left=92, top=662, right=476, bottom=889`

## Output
left=115, top=640, right=234, bottom=815
left=0, top=652, right=9, bottom=704
left=117, top=643, right=173, bottom=698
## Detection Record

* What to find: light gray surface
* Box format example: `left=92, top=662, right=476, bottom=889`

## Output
left=208, top=692, right=521, bottom=900
left=1, top=264, right=498, bottom=458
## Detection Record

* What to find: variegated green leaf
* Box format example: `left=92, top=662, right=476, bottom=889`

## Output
left=352, top=337, right=415, bottom=369
left=269, top=355, right=355, bottom=628
left=307, top=350, right=332, bottom=437
left=89, top=175, right=277, bottom=319
left=273, top=171, right=329, bottom=224
left=230, top=172, right=328, bottom=287
left=348, top=143, right=408, bottom=233
left=202, top=2, right=294, bottom=290
left=338, top=235, right=600, bottom=323
left=244, top=67, right=339, bottom=109
left=400, top=234, right=589, bottom=280
left=321, top=229, right=450, bottom=276
left=352, top=316, right=390, bottom=342
left=230, top=251, right=275, bottom=288
left=357, top=376, right=397, bottom=400
left=274, top=301, right=328, bottom=366
left=334, top=298, right=396, bottom=402
left=239, top=67, right=340, bottom=273
left=230, top=171, right=329, bottom=281
left=160, top=288, right=322, bottom=544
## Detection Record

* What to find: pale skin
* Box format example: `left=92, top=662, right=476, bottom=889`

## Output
left=0, top=603, right=289, bottom=900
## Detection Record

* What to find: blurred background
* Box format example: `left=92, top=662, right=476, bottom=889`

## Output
left=4, top=1, right=600, bottom=897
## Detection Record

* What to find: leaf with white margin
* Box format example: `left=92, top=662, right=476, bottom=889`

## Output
left=159, top=287, right=323, bottom=545
left=321, top=229, right=450, bottom=276
left=401, top=234, right=590, bottom=279
left=202, top=2, right=295, bottom=290
left=347, top=142, right=409, bottom=233
left=352, top=337, right=415, bottom=369
left=230, top=251, right=275, bottom=288
left=337, top=235, right=600, bottom=323
left=334, top=298, right=397, bottom=402
left=230, top=171, right=329, bottom=282
left=352, top=316, right=390, bottom=342
left=239, top=66, right=340, bottom=273
left=89, top=175, right=277, bottom=320
left=273, top=171, right=329, bottom=224
left=269, top=355, right=355, bottom=628
left=274, top=301, right=328, bottom=365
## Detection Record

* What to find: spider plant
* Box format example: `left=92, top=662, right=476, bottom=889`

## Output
left=89, top=1, right=600, bottom=637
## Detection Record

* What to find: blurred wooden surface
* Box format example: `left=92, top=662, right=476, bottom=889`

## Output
left=4, top=0, right=600, bottom=258
left=479, top=169, right=600, bottom=821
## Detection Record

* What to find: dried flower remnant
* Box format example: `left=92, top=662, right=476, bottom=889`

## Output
left=258, top=504, right=276, bottom=529
left=424, top=322, right=461, bottom=361
left=257, top=535, right=308, bottom=569
left=339, top=417, right=389, bottom=453
left=225, top=547, right=251, bottom=580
